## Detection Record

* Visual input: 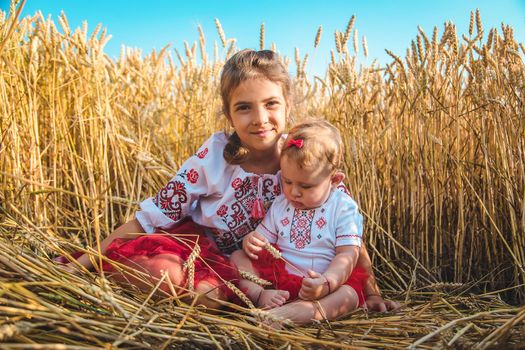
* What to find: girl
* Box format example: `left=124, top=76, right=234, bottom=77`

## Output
left=230, top=119, right=369, bottom=325
left=61, top=49, right=396, bottom=312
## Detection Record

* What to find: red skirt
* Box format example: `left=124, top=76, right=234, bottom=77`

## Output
left=56, top=220, right=239, bottom=299
left=250, top=244, right=369, bottom=305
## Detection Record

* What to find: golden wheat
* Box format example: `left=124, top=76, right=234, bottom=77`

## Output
left=239, top=270, right=272, bottom=287
left=0, top=7, right=524, bottom=348
left=259, top=22, right=265, bottom=50
left=264, top=244, right=282, bottom=260
left=343, top=15, right=355, bottom=45
left=314, top=25, right=322, bottom=49
left=215, top=18, right=226, bottom=48
left=362, top=35, right=368, bottom=58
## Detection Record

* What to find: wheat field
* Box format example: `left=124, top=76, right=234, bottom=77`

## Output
left=0, top=1, right=524, bottom=348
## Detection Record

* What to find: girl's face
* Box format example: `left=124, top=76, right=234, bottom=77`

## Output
left=280, top=154, right=344, bottom=210
left=228, top=78, right=287, bottom=155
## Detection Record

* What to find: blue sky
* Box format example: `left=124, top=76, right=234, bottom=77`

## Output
left=2, top=0, right=525, bottom=76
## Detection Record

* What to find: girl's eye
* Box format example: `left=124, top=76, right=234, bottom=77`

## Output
left=266, top=100, right=279, bottom=108
left=236, top=104, right=250, bottom=111
left=300, top=185, right=312, bottom=189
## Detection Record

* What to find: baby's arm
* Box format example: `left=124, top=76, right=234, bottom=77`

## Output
left=299, top=245, right=359, bottom=300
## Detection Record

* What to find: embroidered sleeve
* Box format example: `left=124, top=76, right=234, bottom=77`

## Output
left=335, top=182, right=351, bottom=196
left=136, top=134, right=223, bottom=233
left=334, top=195, right=363, bottom=247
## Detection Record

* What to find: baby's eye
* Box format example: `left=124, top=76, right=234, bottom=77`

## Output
left=300, top=184, right=312, bottom=189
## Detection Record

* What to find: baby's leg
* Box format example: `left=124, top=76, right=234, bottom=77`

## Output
left=267, top=285, right=359, bottom=326
left=230, top=250, right=290, bottom=309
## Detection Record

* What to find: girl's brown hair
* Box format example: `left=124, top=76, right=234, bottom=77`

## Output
left=282, top=119, right=343, bottom=173
left=220, top=49, right=292, bottom=164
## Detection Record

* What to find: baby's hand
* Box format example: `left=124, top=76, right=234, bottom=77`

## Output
left=242, top=231, right=268, bottom=260
left=298, top=270, right=328, bottom=300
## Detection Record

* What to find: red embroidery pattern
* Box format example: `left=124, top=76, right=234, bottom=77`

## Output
left=186, top=169, right=199, bottom=184
left=315, top=217, right=327, bottom=229
left=244, top=196, right=256, bottom=212
left=232, top=178, right=243, bottom=190
left=216, top=176, right=279, bottom=254
left=280, top=217, right=290, bottom=226
left=231, top=207, right=246, bottom=224
left=290, top=209, right=315, bottom=250
left=262, top=178, right=275, bottom=197
left=273, top=184, right=281, bottom=196
left=336, top=234, right=362, bottom=240
left=337, top=184, right=350, bottom=196
left=197, top=148, right=208, bottom=159
left=152, top=180, right=188, bottom=221
left=259, top=223, right=278, bottom=239
left=216, top=205, right=228, bottom=217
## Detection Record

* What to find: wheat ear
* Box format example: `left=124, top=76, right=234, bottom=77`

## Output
left=240, top=270, right=272, bottom=287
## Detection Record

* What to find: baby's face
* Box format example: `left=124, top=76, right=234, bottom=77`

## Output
left=280, top=155, right=335, bottom=210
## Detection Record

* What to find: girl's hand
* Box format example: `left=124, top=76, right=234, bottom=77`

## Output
left=298, top=270, right=328, bottom=300
left=242, top=231, right=268, bottom=260
left=57, top=262, right=79, bottom=274
left=365, top=294, right=401, bottom=312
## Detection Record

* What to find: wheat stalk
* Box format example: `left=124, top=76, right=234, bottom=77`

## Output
left=183, top=243, right=201, bottom=292
left=469, top=10, right=475, bottom=37
left=214, top=18, right=226, bottom=48
left=353, top=28, right=359, bottom=55
left=475, top=8, right=483, bottom=36
left=239, top=270, right=272, bottom=287
left=224, top=281, right=255, bottom=309
left=314, top=25, right=322, bottom=49
left=334, top=31, right=342, bottom=54
left=343, top=15, right=355, bottom=45
left=362, top=35, right=368, bottom=58
left=259, top=22, right=265, bottom=50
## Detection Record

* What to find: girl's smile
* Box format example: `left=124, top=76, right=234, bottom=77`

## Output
left=228, top=78, right=287, bottom=156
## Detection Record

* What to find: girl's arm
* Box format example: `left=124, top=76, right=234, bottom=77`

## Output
left=244, top=197, right=280, bottom=259
left=65, top=219, right=145, bottom=271
left=299, top=245, right=359, bottom=300
left=358, top=242, right=400, bottom=311
left=135, top=134, right=222, bottom=234
left=242, top=231, right=268, bottom=259
left=358, top=242, right=380, bottom=294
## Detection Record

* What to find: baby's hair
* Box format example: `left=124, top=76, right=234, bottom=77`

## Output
left=282, top=119, right=343, bottom=173
left=221, top=49, right=292, bottom=164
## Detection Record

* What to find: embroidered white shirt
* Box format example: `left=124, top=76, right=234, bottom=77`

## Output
left=136, top=132, right=281, bottom=254
left=256, top=190, right=363, bottom=276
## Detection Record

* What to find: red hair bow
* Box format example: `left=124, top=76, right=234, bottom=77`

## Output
left=287, top=138, right=304, bottom=148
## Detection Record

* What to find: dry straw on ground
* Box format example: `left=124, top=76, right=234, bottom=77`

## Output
left=0, top=2, right=524, bottom=348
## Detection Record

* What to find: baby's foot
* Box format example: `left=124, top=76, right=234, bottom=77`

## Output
left=257, top=289, right=290, bottom=309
